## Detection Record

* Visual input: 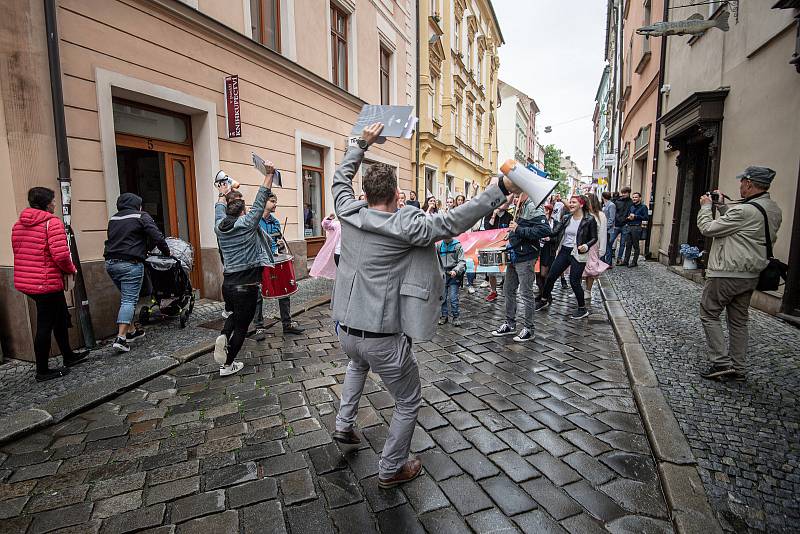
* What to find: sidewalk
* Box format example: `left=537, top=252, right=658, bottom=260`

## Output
left=605, top=262, right=800, bottom=533
left=0, top=284, right=675, bottom=533
left=0, top=277, right=333, bottom=441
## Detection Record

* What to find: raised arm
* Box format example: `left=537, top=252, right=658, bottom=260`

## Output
left=332, top=147, right=365, bottom=217
left=394, top=185, right=507, bottom=247
left=241, top=186, right=271, bottom=229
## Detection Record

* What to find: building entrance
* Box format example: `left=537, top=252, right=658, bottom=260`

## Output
left=113, top=100, right=203, bottom=291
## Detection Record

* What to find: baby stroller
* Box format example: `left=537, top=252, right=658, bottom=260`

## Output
left=139, top=237, right=196, bottom=328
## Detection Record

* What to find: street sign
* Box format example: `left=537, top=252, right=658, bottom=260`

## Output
left=603, top=153, right=616, bottom=167
left=224, top=75, right=242, bottom=138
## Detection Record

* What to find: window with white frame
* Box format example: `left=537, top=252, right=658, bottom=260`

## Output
left=454, top=97, right=462, bottom=138
left=446, top=175, right=454, bottom=197
left=466, top=107, right=473, bottom=148
left=330, top=4, right=348, bottom=90
left=424, top=167, right=436, bottom=197
left=380, top=45, right=391, bottom=105
left=454, top=17, right=461, bottom=53
left=250, top=0, right=280, bottom=51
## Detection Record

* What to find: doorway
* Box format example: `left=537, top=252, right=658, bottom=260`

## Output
left=669, top=135, right=714, bottom=264
left=113, top=100, right=203, bottom=291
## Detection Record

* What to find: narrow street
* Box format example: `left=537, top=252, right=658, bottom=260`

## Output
left=0, top=288, right=673, bottom=533
left=606, top=263, right=800, bottom=533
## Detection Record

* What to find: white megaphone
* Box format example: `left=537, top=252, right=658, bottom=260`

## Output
left=214, top=170, right=240, bottom=189
left=500, top=159, right=558, bottom=208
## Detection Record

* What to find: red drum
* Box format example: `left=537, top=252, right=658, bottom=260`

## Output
left=262, top=254, right=299, bottom=299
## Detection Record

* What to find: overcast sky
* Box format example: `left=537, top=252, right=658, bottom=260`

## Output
left=494, top=0, right=608, bottom=174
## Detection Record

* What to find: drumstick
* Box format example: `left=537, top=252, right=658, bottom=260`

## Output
left=280, top=217, right=293, bottom=257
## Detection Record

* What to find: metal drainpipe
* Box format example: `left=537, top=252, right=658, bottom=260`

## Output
left=644, top=0, right=669, bottom=259
left=44, top=0, right=96, bottom=348
left=414, top=0, right=421, bottom=197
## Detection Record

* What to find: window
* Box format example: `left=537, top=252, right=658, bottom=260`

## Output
left=476, top=52, right=483, bottom=83
left=466, top=37, right=473, bottom=70
left=380, top=46, right=391, bottom=105
left=301, top=144, right=325, bottom=238
left=430, top=0, right=438, bottom=16
left=446, top=175, right=454, bottom=197
left=466, top=108, right=473, bottom=148
left=250, top=0, right=280, bottom=52
left=476, top=118, right=482, bottom=154
left=424, top=167, right=436, bottom=197
left=464, top=180, right=471, bottom=198
left=431, top=74, right=441, bottom=122
left=454, top=98, right=462, bottom=138
left=331, top=5, right=348, bottom=90
left=454, top=17, right=461, bottom=53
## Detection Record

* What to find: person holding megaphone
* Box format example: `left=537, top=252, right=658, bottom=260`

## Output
left=330, top=122, right=523, bottom=489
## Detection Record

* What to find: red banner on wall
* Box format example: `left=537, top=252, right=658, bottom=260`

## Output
left=224, top=75, right=242, bottom=138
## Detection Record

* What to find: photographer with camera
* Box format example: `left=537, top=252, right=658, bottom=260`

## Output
left=697, top=166, right=783, bottom=382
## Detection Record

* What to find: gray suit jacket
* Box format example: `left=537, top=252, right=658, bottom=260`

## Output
left=332, top=146, right=506, bottom=340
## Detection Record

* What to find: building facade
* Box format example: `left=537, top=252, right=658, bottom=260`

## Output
left=0, top=0, right=416, bottom=361
left=592, top=65, right=611, bottom=187
left=415, top=0, right=503, bottom=202
left=560, top=156, right=583, bottom=195
left=651, top=2, right=800, bottom=318
left=497, top=80, right=542, bottom=170
left=618, top=0, right=664, bottom=213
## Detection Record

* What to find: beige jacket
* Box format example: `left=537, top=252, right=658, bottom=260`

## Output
left=697, top=193, right=782, bottom=279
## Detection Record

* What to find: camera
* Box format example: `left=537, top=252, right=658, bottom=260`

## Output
left=706, top=191, right=720, bottom=203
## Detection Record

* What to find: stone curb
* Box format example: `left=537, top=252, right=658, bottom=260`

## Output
left=0, top=296, right=332, bottom=445
left=598, top=274, right=723, bottom=534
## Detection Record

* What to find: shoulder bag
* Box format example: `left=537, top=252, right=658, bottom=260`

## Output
left=747, top=201, right=787, bottom=292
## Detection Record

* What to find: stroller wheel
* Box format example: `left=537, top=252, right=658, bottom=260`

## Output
left=139, top=306, right=151, bottom=325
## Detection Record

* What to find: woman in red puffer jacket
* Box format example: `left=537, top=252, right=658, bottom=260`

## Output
left=11, top=187, right=90, bottom=382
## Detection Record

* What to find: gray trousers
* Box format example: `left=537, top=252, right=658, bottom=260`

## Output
left=700, top=277, right=758, bottom=371
left=336, top=330, right=421, bottom=478
left=505, top=259, right=536, bottom=330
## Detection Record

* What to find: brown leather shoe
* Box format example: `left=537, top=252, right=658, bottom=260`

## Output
left=378, top=459, right=423, bottom=489
left=332, top=429, right=361, bottom=445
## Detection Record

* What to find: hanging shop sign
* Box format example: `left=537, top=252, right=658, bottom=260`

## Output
left=224, top=75, right=242, bottom=138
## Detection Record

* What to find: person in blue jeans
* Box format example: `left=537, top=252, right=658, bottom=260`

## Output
left=104, top=193, right=170, bottom=352
left=611, top=187, right=633, bottom=265
left=438, top=237, right=466, bottom=326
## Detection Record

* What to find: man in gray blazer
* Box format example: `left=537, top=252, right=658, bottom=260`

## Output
left=332, top=123, right=521, bottom=488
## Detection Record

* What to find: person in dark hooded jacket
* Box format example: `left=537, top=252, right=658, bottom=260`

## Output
left=104, top=192, right=169, bottom=353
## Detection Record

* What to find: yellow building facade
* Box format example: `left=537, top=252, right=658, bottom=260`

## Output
left=414, top=0, right=503, bottom=202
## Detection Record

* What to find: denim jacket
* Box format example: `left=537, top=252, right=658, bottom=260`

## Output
left=215, top=186, right=274, bottom=273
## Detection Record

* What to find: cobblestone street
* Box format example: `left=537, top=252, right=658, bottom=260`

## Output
left=0, top=285, right=675, bottom=533
left=0, top=278, right=333, bottom=419
left=606, top=263, right=800, bottom=533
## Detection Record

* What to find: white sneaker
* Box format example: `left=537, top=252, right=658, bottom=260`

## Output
left=467, top=286, right=476, bottom=294
left=213, top=335, right=228, bottom=365
left=480, top=281, right=489, bottom=288
left=491, top=323, right=516, bottom=337
left=219, top=361, right=244, bottom=377
left=513, top=328, right=533, bottom=342
left=221, top=310, right=232, bottom=319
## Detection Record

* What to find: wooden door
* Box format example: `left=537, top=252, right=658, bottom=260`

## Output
left=164, top=154, right=203, bottom=292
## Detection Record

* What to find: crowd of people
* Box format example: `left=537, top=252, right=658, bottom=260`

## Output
left=7, top=110, right=783, bottom=489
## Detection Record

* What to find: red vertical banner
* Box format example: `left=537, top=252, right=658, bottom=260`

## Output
left=224, top=75, right=242, bottom=138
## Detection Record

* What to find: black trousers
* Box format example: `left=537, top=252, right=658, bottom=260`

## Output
left=541, top=246, right=587, bottom=308
left=334, top=254, right=340, bottom=267
left=221, top=283, right=260, bottom=366
left=622, top=226, right=642, bottom=265
left=29, top=292, right=75, bottom=373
